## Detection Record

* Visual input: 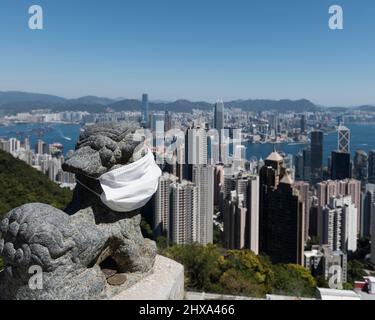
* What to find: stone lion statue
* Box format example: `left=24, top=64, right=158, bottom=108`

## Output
left=0, top=123, right=157, bottom=300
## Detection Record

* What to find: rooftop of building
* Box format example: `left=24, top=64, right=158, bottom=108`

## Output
left=317, top=288, right=361, bottom=300
left=280, top=173, right=294, bottom=185
left=266, top=294, right=316, bottom=300
left=266, top=150, right=284, bottom=162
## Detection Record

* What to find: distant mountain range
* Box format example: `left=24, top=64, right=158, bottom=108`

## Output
left=0, top=91, right=374, bottom=115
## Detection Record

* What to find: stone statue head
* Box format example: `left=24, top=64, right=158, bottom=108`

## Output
left=63, top=123, right=147, bottom=178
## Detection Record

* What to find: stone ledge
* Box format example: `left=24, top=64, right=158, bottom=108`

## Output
left=111, top=255, right=185, bottom=300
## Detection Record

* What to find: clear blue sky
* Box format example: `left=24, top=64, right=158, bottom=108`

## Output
left=0, top=0, right=374, bottom=106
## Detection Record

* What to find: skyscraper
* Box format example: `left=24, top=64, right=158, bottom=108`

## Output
left=338, top=125, right=350, bottom=153
left=368, top=150, right=375, bottom=184
left=362, top=184, right=375, bottom=238
left=192, top=165, right=214, bottom=245
left=259, top=151, right=304, bottom=265
left=371, top=204, right=375, bottom=265
left=294, top=181, right=311, bottom=242
left=35, top=139, right=49, bottom=155
left=153, top=173, right=178, bottom=239
left=311, top=130, right=324, bottom=184
left=330, top=125, right=352, bottom=180
left=214, top=100, right=225, bottom=162
left=214, top=100, right=224, bottom=133
left=300, top=114, right=307, bottom=133
left=321, top=196, right=357, bottom=253
left=259, top=150, right=285, bottom=254
left=295, top=151, right=304, bottom=181
left=141, top=93, right=149, bottom=127
left=164, top=110, right=172, bottom=132
left=353, top=150, right=368, bottom=185
left=331, top=151, right=351, bottom=180
left=223, top=172, right=259, bottom=254
left=267, top=173, right=305, bottom=265
left=184, top=125, right=208, bottom=181
left=303, top=147, right=312, bottom=182
left=213, top=164, right=224, bottom=206
left=170, top=180, right=198, bottom=245
left=316, top=179, right=361, bottom=235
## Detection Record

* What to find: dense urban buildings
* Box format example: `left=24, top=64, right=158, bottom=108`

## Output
left=223, top=172, right=259, bottom=253
left=1, top=95, right=375, bottom=296
left=311, top=130, right=324, bottom=184
left=0, top=136, right=75, bottom=187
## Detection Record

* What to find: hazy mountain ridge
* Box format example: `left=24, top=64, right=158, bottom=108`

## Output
left=0, top=91, right=67, bottom=105
left=0, top=91, right=373, bottom=114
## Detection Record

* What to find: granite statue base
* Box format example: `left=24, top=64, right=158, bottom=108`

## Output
left=111, top=255, right=185, bottom=300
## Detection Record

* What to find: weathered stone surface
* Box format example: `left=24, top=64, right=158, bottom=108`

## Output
left=112, top=255, right=185, bottom=300
left=0, top=123, right=158, bottom=300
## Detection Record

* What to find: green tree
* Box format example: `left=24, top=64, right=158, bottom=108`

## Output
left=156, top=236, right=169, bottom=251
left=272, top=264, right=317, bottom=298
left=164, top=244, right=221, bottom=292
left=218, top=250, right=274, bottom=297
left=140, top=217, right=153, bottom=239
left=315, top=275, right=329, bottom=288
left=347, top=260, right=367, bottom=284
left=213, top=224, right=223, bottom=246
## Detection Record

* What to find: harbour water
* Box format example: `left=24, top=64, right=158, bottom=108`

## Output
left=0, top=123, right=374, bottom=161
left=0, top=123, right=81, bottom=155
left=245, top=123, right=375, bottom=163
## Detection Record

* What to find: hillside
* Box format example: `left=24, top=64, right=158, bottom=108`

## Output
left=355, top=105, right=375, bottom=112
left=107, top=98, right=320, bottom=113
left=0, top=91, right=67, bottom=105
left=0, top=150, right=72, bottom=217
left=0, top=90, right=320, bottom=114
left=162, top=244, right=317, bottom=298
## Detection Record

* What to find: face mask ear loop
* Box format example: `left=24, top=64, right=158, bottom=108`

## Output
left=75, top=177, right=102, bottom=198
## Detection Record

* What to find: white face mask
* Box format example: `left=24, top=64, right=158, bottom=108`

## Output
left=76, top=149, right=162, bottom=212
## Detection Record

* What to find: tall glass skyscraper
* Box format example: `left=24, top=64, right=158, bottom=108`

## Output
left=368, top=150, right=375, bottom=184
left=311, top=131, right=324, bottom=184
left=142, top=93, right=149, bottom=127
left=214, top=100, right=225, bottom=162
left=214, top=100, right=224, bottom=132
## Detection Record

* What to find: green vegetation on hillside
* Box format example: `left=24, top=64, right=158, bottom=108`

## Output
left=162, top=244, right=316, bottom=298
left=0, top=150, right=72, bottom=217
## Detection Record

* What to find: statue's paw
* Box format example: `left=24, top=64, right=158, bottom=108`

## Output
left=0, top=203, right=75, bottom=272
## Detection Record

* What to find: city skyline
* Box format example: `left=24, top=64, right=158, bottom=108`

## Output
left=1, top=0, right=375, bottom=302
left=1, top=0, right=375, bottom=106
